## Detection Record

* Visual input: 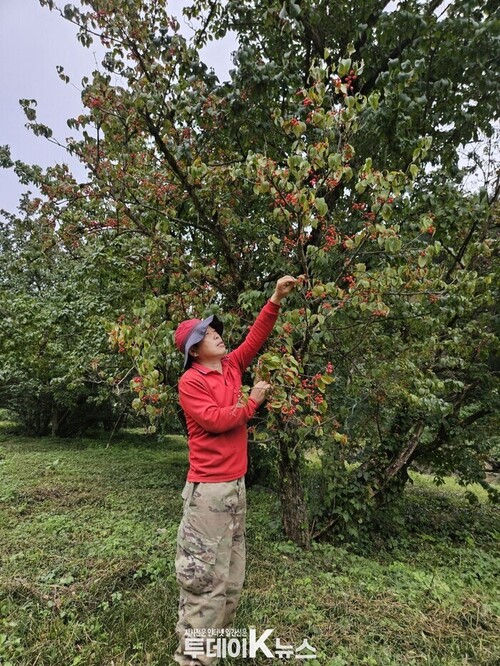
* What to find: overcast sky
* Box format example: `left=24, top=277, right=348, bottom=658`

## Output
left=0, top=0, right=236, bottom=213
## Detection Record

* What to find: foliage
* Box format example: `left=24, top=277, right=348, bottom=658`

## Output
left=0, top=203, right=144, bottom=436
left=0, top=0, right=499, bottom=542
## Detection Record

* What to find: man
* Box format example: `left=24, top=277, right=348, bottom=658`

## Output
left=173, top=276, right=297, bottom=665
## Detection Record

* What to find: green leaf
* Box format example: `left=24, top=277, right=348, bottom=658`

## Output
left=338, top=58, right=352, bottom=77
left=368, top=92, right=379, bottom=110
left=381, top=204, right=393, bottom=221
left=314, top=197, right=328, bottom=217
left=328, top=153, right=341, bottom=169
left=417, top=253, right=428, bottom=267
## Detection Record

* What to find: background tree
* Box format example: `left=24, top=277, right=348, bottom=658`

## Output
left=1, top=0, right=498, bottom=545
left=0, top=162, right=151, bottom=436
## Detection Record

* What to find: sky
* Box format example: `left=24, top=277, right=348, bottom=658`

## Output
left=0, top=0, right=236, bottom=213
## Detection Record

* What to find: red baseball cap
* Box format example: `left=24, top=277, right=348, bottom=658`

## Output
left=174, top=314, right=224, bottom=368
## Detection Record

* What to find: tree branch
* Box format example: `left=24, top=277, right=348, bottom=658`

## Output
left=140, top=109, right=243, bottom=290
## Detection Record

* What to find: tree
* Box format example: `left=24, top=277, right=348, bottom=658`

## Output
left=1, top=0, right=498, bottom=544
left=0, top=168, right=148, bottom=436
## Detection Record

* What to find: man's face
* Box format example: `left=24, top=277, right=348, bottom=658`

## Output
left=195, top=325, right=226, bottom=359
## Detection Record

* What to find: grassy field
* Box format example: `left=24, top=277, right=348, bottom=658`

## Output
left=0, top=422, right=498, bottom=665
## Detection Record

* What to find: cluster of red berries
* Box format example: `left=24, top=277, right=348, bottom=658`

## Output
left=334, top=70, right=358, bottom=92
left=300, top=372, right=326, bottom=390
left=281, top=404, right=298, bottom=417
left=323, top=225, right=338, bottom=250
left=282, top=235, right=297, bottom=254
left=274, top=192, right=299, bottom=208
left=87, top=96, right=103, bottom=109
left=132, top=378, right=160, bottom=404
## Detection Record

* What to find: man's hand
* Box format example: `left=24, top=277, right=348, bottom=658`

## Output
left=250, top=380, right=271, bottom=406
left=270, top=275, right=298, bottom=305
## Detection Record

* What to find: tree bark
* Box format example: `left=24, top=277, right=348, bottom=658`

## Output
left=365, top=420, right=425, bottom=506
left=277, top=437, right=310, bottom=548
left=382, top=421, right=425, bottom=482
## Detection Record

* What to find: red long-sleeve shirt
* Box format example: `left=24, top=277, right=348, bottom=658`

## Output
left=178, top=299, right=280, bottom=482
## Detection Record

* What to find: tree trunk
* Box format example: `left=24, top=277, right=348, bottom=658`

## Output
left=277, top=437, right=310, bottom=548
left=372, top=421, right=425, bottom=505
left=374, top=465, right=412, bottom=508
left=51, top=406, right=60, bottom=437
left=24, top=407, right=51, bottom=436
left=382, top=421, right=425, bottom=482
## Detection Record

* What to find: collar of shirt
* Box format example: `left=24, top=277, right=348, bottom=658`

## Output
left=190, top=357, right=229, bottom=375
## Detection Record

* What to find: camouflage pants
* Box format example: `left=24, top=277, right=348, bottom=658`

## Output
left=174, top=478, right=246, bottom=665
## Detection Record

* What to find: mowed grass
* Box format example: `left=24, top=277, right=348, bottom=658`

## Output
left=0, top=422, right=499, bottom=665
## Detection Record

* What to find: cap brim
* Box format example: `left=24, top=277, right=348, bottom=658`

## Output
left=183, top=314, right=224, bottom=368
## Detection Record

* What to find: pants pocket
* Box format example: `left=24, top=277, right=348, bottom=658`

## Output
left=175, top=522, right=222, bottom=594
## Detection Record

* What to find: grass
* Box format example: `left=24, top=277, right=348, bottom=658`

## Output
left=0, top=422, right=499, bottom=665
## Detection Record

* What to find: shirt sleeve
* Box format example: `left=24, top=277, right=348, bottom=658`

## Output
left=179, top=374, right=259, bottom=434
left=228, top=299, right=280, bottom=373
